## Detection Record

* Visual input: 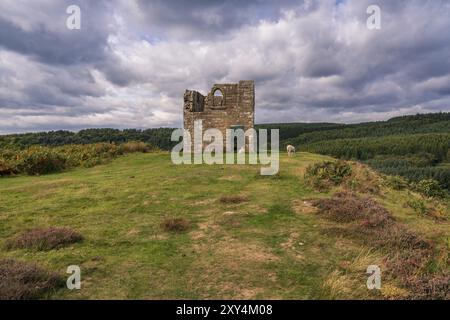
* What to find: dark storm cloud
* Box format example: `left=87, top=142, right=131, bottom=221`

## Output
left=0, top=17, right=107, bottom=65
left=134, top=0, right=304, bottom=39
left=0, top=1, right=113, bottom=66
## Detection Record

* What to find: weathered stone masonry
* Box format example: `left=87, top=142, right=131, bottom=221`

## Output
left=183, top=80, right=255, bottom=145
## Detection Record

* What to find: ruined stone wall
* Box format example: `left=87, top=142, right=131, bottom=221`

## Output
left=183, top=80, right=255, bottom=145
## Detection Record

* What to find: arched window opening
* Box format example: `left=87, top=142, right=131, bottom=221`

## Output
left=212, top=88, right=224, bottom=108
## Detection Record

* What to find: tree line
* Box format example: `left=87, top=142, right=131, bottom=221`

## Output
left=0, top=128, right=177, bottom=150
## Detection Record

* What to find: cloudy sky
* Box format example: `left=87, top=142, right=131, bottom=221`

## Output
left=0, top=0, right=450, bottom=133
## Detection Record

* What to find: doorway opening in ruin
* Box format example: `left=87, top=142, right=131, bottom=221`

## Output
left=230, top=125, right=245, bottom=152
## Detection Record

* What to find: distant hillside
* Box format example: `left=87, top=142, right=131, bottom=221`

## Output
left=260, top=112, right=450, bottom=190
left=259, top=112, right=450, bottom=146
left=255, top=122, right=345, bottom=141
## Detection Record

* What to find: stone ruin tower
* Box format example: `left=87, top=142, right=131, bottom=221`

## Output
left=183, top=80, right=255, bottom=146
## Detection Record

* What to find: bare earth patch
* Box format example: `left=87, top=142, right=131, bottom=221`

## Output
left=188, top=237, right=280, bottom=299
left=280, top=232, right=306, bottom=261
left=160, top=217, right=190, bottom=233
left=280, top=232, right=300, bottom=250
left=218, top=195, right=249, bottom=204
left=292, top=200, right=318, bottom=215
left=189, top=219, right=220, bottom=240
left=215, top=237, right=279, bottom=264
left=218, top=175, right=243, bottom=181
left=193, top=199, right=216, bottom=206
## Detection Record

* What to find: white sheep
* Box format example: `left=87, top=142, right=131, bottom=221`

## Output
left=287, top=145, right=295, bottom=157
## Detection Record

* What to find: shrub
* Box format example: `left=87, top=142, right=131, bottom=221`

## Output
left=345, top=163, right=381, bottom=194
left=406, top=198, right=428, bottom=216
left=305, top=161, right=352, bottom=190
left=384, top=175, right=408, bottom=190
left=1, top=142, right=156, bottom=177
left=311, top=191, right=392, bottom=227
left=407, top=272, right=450, bottom=300
left=413, top=179, right=446, bottom=198
left=60, top=143, right=121, bottom=168
left=311, top=191, right=442, bottom=299
left=0, top=259, right=63, bottom=299
left=5, top=227, right=83, bottom=251
left=15, top=146, right=67, bottom=175
left=0, top=158, right=17, bottom=176
left=218, top=195, right=249, bottom=204
left=160, top=217, right=190, bottom=233
left=120, top=141, right=152, bottom=153
left=91, top=142, right=121, bottom=157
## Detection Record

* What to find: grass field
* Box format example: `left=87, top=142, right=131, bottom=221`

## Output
left=0, top=152, right=448, bottom=299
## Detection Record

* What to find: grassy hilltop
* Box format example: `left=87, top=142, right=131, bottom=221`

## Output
left=0, top=152, right=448, bottom=299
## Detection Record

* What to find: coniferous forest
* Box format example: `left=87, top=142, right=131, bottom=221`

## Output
left=262, top=112, right=450, bottom=191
